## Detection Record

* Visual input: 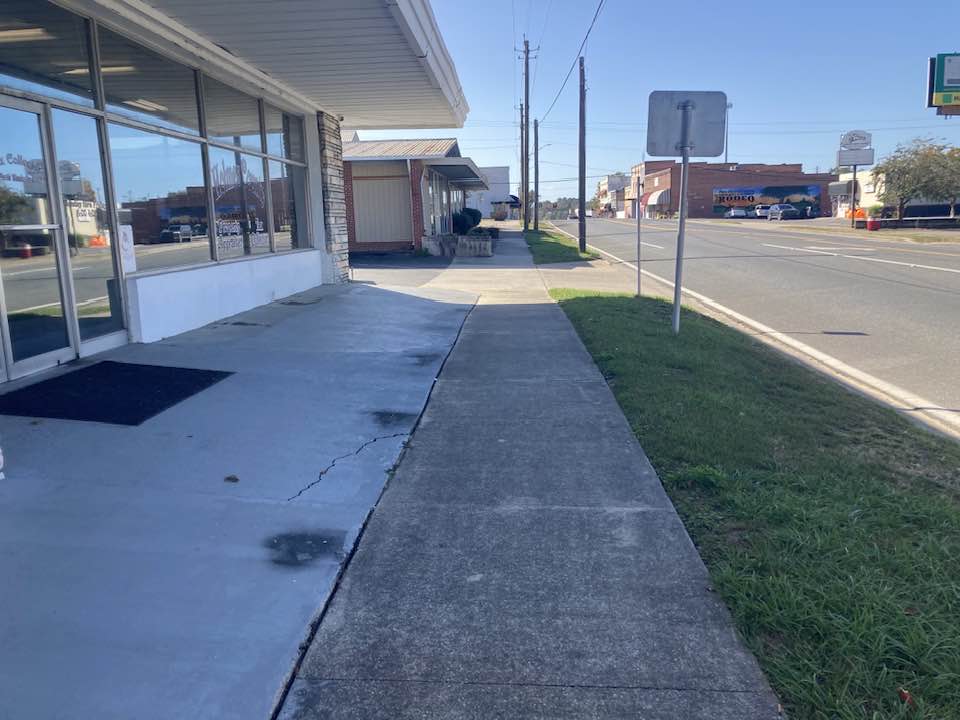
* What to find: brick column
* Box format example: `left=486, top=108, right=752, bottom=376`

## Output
left=409, top=160, right=425, bottom=249
left=343, top=161, right=356, bottom=249
left=317, top=111, right=349, bottom=282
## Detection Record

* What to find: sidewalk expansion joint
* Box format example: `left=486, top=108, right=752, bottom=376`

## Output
left=285, top=433, right=410, bottom=501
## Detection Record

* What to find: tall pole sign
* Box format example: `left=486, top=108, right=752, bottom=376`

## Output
left=646, top=91, right=727, bottom=334
left=837, top=130, right=874, bottom=228
left=927, top=53, right=960, bottom=117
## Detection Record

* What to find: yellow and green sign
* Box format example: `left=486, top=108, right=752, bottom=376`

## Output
left=931, top=54, right=960, bottom=106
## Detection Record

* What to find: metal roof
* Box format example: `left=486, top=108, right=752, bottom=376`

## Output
left=343, top=138, right=461, bottom=159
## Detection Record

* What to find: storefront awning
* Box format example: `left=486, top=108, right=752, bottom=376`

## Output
left=647, top=188, right=670, bottom=206
left=493, top=195, right=521, bottom=209
left=829, top=181, right=855, bottom=197
left=424, top=157, right=489, bottom=189
left=74, top=0, right=469, bottom=129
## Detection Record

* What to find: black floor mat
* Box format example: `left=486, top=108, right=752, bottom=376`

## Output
left=0, top=360, right=232, bottom=426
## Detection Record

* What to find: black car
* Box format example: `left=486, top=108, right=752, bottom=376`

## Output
left=768, top=203, right=801, bottom=221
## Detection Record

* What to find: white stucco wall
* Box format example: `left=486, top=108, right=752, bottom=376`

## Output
left=125, top=251, right=325, bottom=343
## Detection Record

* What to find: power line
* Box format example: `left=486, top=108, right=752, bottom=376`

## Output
left=530, top=0, right=554, bottom=98
left=539, top=0, right=605, bottom=124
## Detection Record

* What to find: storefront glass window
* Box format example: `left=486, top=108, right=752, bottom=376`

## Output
left=52, top=109, right=124, bottom=339
left=268, top=160, right=307, bottom=252
left=203, top=77, right=262, bottom=152
left=209, top=147, right=269, bottom=258
left=0, top=1, right=94, bottom=107
left=99, top=26, right=200, bottom=135
left=108, top=123, right=210, bottom=272
left=264, top=105, right=305, bottom=162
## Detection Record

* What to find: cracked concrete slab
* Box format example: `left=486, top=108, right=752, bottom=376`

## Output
left=0, top=279, right=475, bottom=720
left=279, top=233, right=781, bottom=719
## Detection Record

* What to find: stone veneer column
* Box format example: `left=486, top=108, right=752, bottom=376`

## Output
left=317, top=112, right=349, bottom=282
left=409, top=159, right=425, bottom=249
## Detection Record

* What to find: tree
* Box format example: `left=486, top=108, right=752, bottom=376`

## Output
left=0, top=186, right=31, bottom=225
left=927, top=146, right=960, bottom=217
left=872, top=139, right=945, bottom=222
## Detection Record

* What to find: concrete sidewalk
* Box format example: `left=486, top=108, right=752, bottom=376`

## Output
left=280, top=233, right=780, bottom=718
left=0, top=278, right=474, bottom=719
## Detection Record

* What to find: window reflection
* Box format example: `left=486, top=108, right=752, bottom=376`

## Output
left=108, top=123, right=211, bottom=272
left=52, top=109, right=124, bottom=339
left=0, top=106, right=51, bottom=226
left=204, top=76, right=262, bottom=152
left=0, top=0, right=94, bottom=106
left=264, top=105, right=305, bottom=161
left=209, top=147, right=269, bottom=258
left=268, top=160, right=307, bottom=251
left=99, top=26, right=199, bottom=135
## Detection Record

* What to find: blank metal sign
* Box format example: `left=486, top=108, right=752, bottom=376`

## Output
left=646, top=91, right=727, bottom=157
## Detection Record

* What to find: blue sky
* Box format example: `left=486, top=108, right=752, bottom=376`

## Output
left=363, top=0, right=960, bottom=200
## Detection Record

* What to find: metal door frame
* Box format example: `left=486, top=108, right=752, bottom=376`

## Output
left=0, top=95, right=80, bottom=380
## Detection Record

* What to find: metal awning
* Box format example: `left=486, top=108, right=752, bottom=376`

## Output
left=424, top=157, right=488, bottom=189
left=647, top=188, right=671, bottom=205
left=493, top=194, right=521, bottom=208
left=829, top=181, right=856, bottom=197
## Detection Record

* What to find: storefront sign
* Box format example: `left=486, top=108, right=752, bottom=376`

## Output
left=119, top=224, right=136, bottom=273
left=216, top=220, right=244, bottom=252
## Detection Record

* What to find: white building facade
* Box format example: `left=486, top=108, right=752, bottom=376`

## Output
left=0, top=0, right=467, bottom=381
left=466, top=166, right=511, bottom=218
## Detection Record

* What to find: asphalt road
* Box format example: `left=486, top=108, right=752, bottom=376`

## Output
left=552, top=217, right=960, bottom=413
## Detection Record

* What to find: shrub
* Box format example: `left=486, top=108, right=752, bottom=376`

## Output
left=452, top=211, right=473, bottom=234
left=492, top=207, right=508, bottom=221
left=462, top=207, right=482, bottom=228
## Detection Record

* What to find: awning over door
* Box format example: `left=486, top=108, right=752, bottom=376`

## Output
left=647, top=188, right=671, bottom=205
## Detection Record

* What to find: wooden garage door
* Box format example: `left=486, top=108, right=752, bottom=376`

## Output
left=353, top=175, right=413, bottom=245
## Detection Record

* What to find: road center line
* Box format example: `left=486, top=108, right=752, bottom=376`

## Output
left=545, top=222, right=958, bottom=435
left=762, top=243, right=960, bottom=274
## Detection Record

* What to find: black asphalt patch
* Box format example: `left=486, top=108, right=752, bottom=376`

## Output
left=0, top=360, right=232, bottom=425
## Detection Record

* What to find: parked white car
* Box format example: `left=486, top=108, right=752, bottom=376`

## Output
left=753, top=204, right=771, bottom=218
left=724, top=208, right=747, bottom=218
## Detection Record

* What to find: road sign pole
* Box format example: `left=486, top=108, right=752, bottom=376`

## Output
left=636, top=178, right=642, bottom=298
left=671, top=101, right=693, bottom=335
left=850, top=164, right=858, bottom=229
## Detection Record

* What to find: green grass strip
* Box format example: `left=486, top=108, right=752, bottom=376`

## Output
left=551, top=289, right=960, bottom=720
left=524, top=228, right=599, bottom=264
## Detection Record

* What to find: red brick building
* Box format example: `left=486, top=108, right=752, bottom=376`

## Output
left=638, top=163, right=837, bottom=219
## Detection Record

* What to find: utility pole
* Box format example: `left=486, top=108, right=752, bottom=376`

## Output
left=534, top=118, right=539, bottom=231
left=578, top=56, right=586, bottom=252
left=522, top=37, right=530, bottom=231
left=519, top=101, right=525, bottom=226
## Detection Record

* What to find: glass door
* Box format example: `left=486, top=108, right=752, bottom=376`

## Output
left=0, top=97, right=75, bottom=379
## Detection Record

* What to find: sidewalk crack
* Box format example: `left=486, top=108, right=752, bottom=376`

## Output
left=286, top=433, right=409, bottom=501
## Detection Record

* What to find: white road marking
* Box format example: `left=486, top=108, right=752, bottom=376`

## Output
left=762, top=243, right=960, bottom=274
left=5, top=265, right=89, bottom=277
left=10, top=294, right=109, bottom=315
left=806, top=246, right=875, bottom=252
left=546, top=222, right=959, bottom=435
left=555, top=220, right=664, bottom=248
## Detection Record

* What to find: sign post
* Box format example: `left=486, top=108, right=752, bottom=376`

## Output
left=647, top=91, right=727, bottom=334
left=837, top=131, right=874, bottom=228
